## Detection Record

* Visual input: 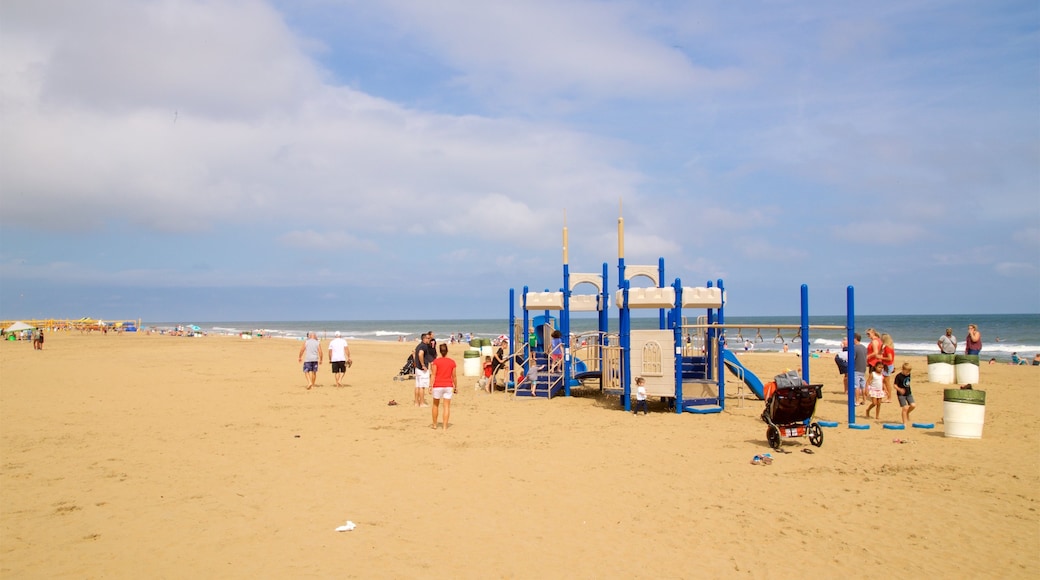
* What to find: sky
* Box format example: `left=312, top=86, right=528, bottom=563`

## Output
left=1, top=0, right=1038, bottom=322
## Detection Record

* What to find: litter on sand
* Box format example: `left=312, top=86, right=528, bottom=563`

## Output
left=750, top=453, right=773, bottom=465
left=335, top=521, right=357, bottom=532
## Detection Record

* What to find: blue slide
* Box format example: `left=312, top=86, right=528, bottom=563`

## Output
left=722, top=350, right=765, bottom=399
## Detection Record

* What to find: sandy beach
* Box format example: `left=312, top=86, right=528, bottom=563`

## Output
left=1, top=332, right=1037, bottom=578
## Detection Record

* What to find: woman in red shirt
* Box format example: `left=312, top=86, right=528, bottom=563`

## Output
left=865, top=328, right=883, bottom=368
left=429, top=343, right=457, bottom=430
left=880, top=333, right=896, bottom=402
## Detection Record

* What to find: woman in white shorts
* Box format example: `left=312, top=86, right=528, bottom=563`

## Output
left=429, top=343, right=458, bottom=430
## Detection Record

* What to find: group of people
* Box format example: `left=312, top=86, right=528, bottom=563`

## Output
left=480, top=340, right=510, bottom=394
left=937, top=324, right=983, bottom=355
left=1, top=328, right=45, bottom=349
left=297, top=331, right=353, bottom=390
left=833, top=323, right=990, bottom=424
left=412, top=332, right=458, bottom=430
left=835, top=329, right=915, bottom=425
left=30, top=328, right=44, bottom=349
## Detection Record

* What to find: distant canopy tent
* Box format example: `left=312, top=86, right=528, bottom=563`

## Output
left=4, top=321, right=33, bottom=333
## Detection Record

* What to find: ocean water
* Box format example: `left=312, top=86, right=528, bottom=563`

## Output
left=151, top=313, right=1039, bottom=361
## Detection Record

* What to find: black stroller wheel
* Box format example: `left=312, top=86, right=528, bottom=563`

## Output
left=766, top=426, right=781, bottom=450
left=808, top=423, right=824, bottom=447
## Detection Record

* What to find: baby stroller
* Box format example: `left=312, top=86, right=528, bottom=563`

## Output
left=392, top=354, right=415, bottom=381
left=761, top=370, right=824, bottom=450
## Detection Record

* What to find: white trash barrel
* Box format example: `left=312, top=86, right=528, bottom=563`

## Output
left=943, top=389, right=986, bottom=439
left=955, top=354, right=980, bottom=384
left=463, top=349, right=482, bottom=377
left=927, top=354, right=956, bottom=384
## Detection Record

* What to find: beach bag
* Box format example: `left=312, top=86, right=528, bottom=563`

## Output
left=774, top=370, right=802, bottom=389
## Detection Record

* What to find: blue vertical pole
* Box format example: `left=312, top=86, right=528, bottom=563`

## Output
left=621, top=280, right=631, bottom=412
left=800, top=284, right=810, bottom=383
left=599, top=262, right=609, bottom=373
left=673, top=279, right=684, bottom=413
left=619, top=254, right=628, bottom=411
left=706, top=280, right=715, bottom=381
left=599, top=263, right=609, bottom=335
left=847, top=285, right=856, bottom=426
left=716, top=279, right=726, bottom=409
left=563, top=265, right=571, bottom=397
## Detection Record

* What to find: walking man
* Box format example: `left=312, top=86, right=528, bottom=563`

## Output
left=852, top=333, right=868, bottom=405
left=414, top=333, right=433, bottom=407
left=298, top=331, right=323, bottom=390
left=328, top=331, right=352, bottom=387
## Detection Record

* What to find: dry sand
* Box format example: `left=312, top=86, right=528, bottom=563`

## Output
left=2, top=332, right=1038, bottom=578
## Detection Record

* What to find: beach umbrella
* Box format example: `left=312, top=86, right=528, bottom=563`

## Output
left=189, top=325, right=201, bottom=331
left=4, top=321, right=32, bottom=333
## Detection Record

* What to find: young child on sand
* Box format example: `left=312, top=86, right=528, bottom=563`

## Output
left=633, top=377, right=648, bottom=415
left=864, top=362, right=885, bottom=420
left=481, top=356, right=493, bottom=393
left=894, top=362, right=915, bottom=425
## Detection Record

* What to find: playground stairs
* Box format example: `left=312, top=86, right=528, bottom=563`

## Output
left=681, top=356, right=710, bottom=381
left=683, top=403, right=722, bottom=414
left=681, top=356, right=722, bottom=413
left=514, top=353, right=566, bottom=399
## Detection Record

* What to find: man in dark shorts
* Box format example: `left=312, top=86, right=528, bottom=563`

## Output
left=298, top=331, right=322, bottom=390
left=328, top=331, right=352, bottom=387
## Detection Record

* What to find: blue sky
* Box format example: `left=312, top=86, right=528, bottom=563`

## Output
left=1, top=0, right=1038, bottom=322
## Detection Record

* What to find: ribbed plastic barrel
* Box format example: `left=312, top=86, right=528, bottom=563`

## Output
left=954, top=354, right=980, bottom=384
left=479, top=338, right=493, bottom=357
left=943, top=389, right=986, bottom=439
left=469, top=338, right=482, bottom=348
left=927, top=354, right=956, bottom=384
left=463, top=349, right=482, bottom=377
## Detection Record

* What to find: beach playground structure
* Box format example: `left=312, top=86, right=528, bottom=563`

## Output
left=506, top=212, right=863, bottom=424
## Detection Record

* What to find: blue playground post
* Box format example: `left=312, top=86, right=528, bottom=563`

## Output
left=620, top=280, right=631, bottom=412
left=599, top=262, right=609, bottom=348
left=716, top=279, right=726, bottom=407
left=562, top=264, right=571, bottom=397
left=706, top=280, right=716, bottom=398
left=800, top=284, right=810, bottom=383
left=846, top=285, right=857, bottom=426
left=672, top=280, right=684, bottom=414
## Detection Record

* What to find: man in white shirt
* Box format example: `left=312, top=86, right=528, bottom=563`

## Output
left=328, top=331, right=352, bottom=387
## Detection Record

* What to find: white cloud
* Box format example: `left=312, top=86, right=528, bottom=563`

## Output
left=277, top=230, right=377, bottom=251
left=993, top=262, right=1038, bottom=278
left=0, top=0, right=643, bottom=243
left=371, top=0, right=745, bottom=104
left=830, top=220, right=926, bottom=245
left=734, top=238, right=808, bottom=262
left=1012, top=227, right=1040, bottom=248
